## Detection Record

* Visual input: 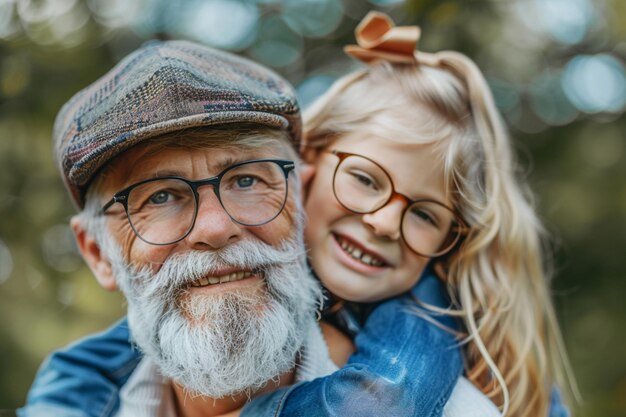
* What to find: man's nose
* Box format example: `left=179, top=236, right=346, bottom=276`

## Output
left=184, top=187, right=243, bottom=250
left=361, top=196, right=405, bottom=241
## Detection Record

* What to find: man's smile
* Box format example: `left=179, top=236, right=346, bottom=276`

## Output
left=186, top=269, right=266, bottom=295
left=189, top=270, right=258, bottom=287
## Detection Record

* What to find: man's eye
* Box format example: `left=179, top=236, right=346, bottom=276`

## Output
left=236, top=176, right=257, bottom=188
left=149, top=191, right=171, bottom=204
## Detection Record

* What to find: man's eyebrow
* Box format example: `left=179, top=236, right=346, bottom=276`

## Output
left=149, top=157, right=243, bottom=179
left=213, top=156, right=239, bottom=173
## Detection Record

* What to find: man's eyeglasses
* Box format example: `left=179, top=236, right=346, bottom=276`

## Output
left=329, top=150, right=466, bottom=257
left=101, top=159, right=295, bottom=245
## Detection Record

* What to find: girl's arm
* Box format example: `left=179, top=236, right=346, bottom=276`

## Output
left=241, top=270, right=464, bottom=417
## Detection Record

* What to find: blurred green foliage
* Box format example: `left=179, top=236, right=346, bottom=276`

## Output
left=1, top=0, right=625, bottom=416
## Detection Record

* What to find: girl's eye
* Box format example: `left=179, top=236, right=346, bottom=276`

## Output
left=149, top=190, right=171, bottom=204
left=351, top=172, right=377, bottom=189
left=411, top=207, right=437, bottom=226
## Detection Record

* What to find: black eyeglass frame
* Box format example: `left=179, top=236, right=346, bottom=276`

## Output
left=101, top=158, right=296, bottom=246
left=329, top=150, right=468, bottom=257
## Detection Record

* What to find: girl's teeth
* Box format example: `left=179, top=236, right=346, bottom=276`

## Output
left=337, top=236, right=385, bottom=267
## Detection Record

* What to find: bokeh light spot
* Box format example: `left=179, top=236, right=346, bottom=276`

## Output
left=86, top=0, right=143, bottom=29
left=297, top=74, right=335, bottom=110
left=488, top=77, right=520, bottom=113
left=529, top=70, right=578, bottom=126
left=57, top=280, right=75, bottom=306
left=41, top=224, right=82, bottom=273
left=536, top=0, right=593, bottom=44
left=249, top=16, right=303, bottom=68
left=563, top=54, right=626, bottom=114
left=0, top=0, right=18, bottom=39
left=48, top=3, right=90, bottom=47
left=178, top=0, right=259, bottom=50
left=281, top=0, right=344, bottom=38
left=0, top=238, right=13, bottom=284
left=16, top=0, right=78, bottom=24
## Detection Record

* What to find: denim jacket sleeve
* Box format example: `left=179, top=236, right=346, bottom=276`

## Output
left=548, top=386, right=571, bottom=417
left=241, top=271, right=463, bottom=417
left=18, top=318, right=142, bottom=417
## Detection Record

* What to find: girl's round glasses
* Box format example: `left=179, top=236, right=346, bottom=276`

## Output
left=329, top=150, right=466, bottom=257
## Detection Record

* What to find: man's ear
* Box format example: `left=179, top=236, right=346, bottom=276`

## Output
left=70, top=216, right=117, bottom=291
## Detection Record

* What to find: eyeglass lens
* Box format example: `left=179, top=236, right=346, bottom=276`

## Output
left=126, top=161, right=288, bottom=245
left=333, top=154, right=460, bottom=256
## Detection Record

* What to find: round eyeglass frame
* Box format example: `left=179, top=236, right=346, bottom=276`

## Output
left=329, top=150, right=467, bottom=257
left=101, top=159, right=296, bottom=246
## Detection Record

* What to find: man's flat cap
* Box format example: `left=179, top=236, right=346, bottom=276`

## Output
left=54, top=40, right=301, bottom=208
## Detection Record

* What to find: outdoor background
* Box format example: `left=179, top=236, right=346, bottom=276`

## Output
left=0, top=0, right=624, bottom=416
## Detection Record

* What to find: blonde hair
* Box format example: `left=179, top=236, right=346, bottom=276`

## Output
left=303, top=55, right=578, bottom=417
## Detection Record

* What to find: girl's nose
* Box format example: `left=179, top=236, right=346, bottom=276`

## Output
left=361, top=196, right=406, bottom=240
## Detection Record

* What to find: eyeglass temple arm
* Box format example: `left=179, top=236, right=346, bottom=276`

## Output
left=101, top=195, right=126, bottom=214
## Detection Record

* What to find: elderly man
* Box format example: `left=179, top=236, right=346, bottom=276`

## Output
left=20, top=40, right=501, bottom=417
left=20, top=40, right=336, bottom=417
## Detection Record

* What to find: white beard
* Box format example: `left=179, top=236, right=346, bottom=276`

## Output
left=105, top=236, right=321, bottom=398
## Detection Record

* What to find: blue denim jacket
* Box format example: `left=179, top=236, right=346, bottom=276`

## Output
left=18, top=319, right=141, bottom=417
left=241, top=272, right=462, bottom=417
left=19, top=270, right=569, bottom=417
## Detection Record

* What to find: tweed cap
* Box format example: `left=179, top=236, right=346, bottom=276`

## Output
left=54, top=40, right=301, bottom=209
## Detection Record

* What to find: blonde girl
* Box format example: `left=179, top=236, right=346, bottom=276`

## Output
left=299, top=12, right=578, bottom=417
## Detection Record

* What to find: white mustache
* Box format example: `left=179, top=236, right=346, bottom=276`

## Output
left=125, top=238, right=308, bottom=302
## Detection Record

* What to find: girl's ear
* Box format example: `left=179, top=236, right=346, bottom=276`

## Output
left=70, top=216, right=117, bottom=291
left=301, top=146, right=322, bottom=164
left=300, top=163, right=316, bottom=190
left=299, top=146, right=323, bottom=197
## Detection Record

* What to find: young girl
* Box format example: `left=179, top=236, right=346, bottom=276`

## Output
left=242, top=12, right=575, bottom=417
left=22, top=12, right=574, bottom=417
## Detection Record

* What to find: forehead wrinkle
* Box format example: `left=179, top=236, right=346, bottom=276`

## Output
left=99, top=139, right=291, bottom=197
left=151, top=156, right=240, bottom=179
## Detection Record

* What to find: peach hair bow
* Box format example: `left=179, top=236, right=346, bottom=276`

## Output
left=344, top=11, right=420, bottom=64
